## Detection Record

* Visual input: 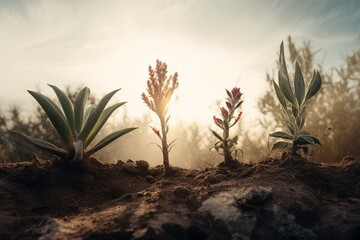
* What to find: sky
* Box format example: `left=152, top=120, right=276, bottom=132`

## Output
left=0, top=0, right=359, bottom=126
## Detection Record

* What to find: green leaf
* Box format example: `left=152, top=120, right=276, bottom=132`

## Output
left=83, top=105, right=95, bottom=127
left=272, top=141, right=291, bottom=150
left=269, top=131, right=293, bottom=140
left=28, top=90, right=74, bottom=151
left=211, top=129, right=223, bottom=141
left=234, top=100, right=243, bottom=110
left=305, top=71, right=322, bottom=102
left=273, top=81, right=287, bottom=110
left=294, top=61, right=305, bottom=105
left=291, top=105, right=299, bottom=118
left=79, top=88, right=120, bottom=142
left=294, top=135, right=321, bottom=146
left=48, top=84, right=75, bottom=131
left=74, top=87, right=90, bottom=133
left=84, top=102, right=126, bottom=148
left=286, top=121, right=295, bottom=135
left=298, top=130, right=310, bottom=136
left=11, top=130, right=68, bottom=158
left=86, top=127, right=137, bottom=156
left=278, top=42, right=297, bottom=105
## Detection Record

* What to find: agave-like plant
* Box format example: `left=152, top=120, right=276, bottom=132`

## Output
left=12, top=85, right=137, bottom=161
left=269, top=42, right=322, bottom=156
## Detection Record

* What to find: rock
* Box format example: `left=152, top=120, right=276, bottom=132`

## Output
left=195, top=174, right=205, bottom=180
left=215, top=167, right=229, bottom=175
left=173, top=186, right=191, bottom=198
left=116, top=160, right=124, bottom=166
left=122, top=161, right=140, bottom=175
left=132, top=227, right=157, bottom=240
left=145, top=175, right=155, bottom=183
left=235, top=186, right=272, bottom=209
left=136, top=160, right=149, bottom=173
left=206, top=174, right=226, bottom=184
left=185, top=172, right=196, bottom=178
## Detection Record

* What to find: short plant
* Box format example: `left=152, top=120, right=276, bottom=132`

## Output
left=211, top=87, right=243, bottom=166
left=12, top=85, right=137, bottom=161
left=269, top=42, right=322, bottom=156
left=141, top=60, right=179, bottom=173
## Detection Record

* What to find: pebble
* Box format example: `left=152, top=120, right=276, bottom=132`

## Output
left=145, top=175, right=155, bottom=183
left=206, top=174, right=226, bottom=184
left=173, top=186, right=191, bottom=198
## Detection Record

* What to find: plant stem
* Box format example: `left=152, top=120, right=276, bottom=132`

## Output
left=160, top=117, right=170, bottom=173
left=223, top=140, right=233, bottom=165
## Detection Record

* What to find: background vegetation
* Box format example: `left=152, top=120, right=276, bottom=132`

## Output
left=1, top=37, right=359, bottom=166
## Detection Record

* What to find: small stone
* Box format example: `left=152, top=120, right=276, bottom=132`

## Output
left=127, top=158, right=135, bottom=163
left=206, top=174, right=226, bottom=184
left=235, top=186, right=272, bottom=209
left=173, top=186, right=191, bottom=198
left=136, top=160, right=150, bottom=173
left=122, top=161, right=140, bottom=175
left=146, top=175, right=155, bottom=183
left=116, top=160, right=125, bottom=166
left=185, top=172, right=196, bottom=178
left=132, top=227, right=156, bottom=239
left=195, top=174, right=205, bottom=180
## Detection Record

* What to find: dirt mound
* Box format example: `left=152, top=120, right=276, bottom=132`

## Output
left=0, top=156, right=360, bottom=239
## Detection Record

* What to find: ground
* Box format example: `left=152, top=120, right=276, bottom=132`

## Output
left=0, top=155, right=360, bottom=240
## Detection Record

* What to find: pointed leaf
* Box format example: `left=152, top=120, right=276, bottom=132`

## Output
left=210, top=129, right=223, bottom=141
left=291, top=105, right=299, bottom=118
left=84, top=102, right=126, bottom=148
left=294, top=135, right=321, bottom=146
left=28, top=90, right=74, bottom=151
left=79, top=88, right=120, bottom=141
left=74, top=87, right=90, bottom=133
left=305, top=71, right=322, bottom=101
left=269, top=131, right=293, bottom=140
left=11, top=131, right=68, bottom=158
left=48, top=84, right=75, bottom=131
left=278, top=42, right=297, bottom=105
left=272, top=141, right=291, bottom=150
left=83, top=105, right=95, bottom=127
left=273, top=81, right=287, bottom=109
left=234, top=100, right=243, bottom=110
left=294, top=61, right=305, bottom=105
left=85, top=127, right=137, bottom=156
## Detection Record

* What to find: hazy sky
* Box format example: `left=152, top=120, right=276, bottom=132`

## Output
left=0, top=0, right=359, bottom=125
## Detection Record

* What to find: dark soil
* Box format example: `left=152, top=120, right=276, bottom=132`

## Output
left=0, top=155, right=360, bottom=240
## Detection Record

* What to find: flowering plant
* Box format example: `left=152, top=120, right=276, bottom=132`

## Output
left=142, top=60, right=179, bottom=173
left=211, top=87, right=243, bottom=166
left=270, top=42, right=322, bottom=156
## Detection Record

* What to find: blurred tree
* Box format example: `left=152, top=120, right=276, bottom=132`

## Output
left=258, top=36, right=360, bottom=162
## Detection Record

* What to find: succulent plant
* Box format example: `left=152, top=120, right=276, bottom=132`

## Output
left=270, top=42, right=322, bottom=155
left=211, top=87, right=243, bottom=165
left=12, top=85, right=137, bottom=161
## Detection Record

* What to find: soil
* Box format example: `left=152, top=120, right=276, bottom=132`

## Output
left=0, top=155, right=360, bottom=240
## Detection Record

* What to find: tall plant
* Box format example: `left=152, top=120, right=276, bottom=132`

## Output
left=142, top=60, right=179, bottom=173
left=211, top=87, right=243, bottom=166
left=12, top=85, right=137, bottom=162
left=269, top=42, right=322, bottom=156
